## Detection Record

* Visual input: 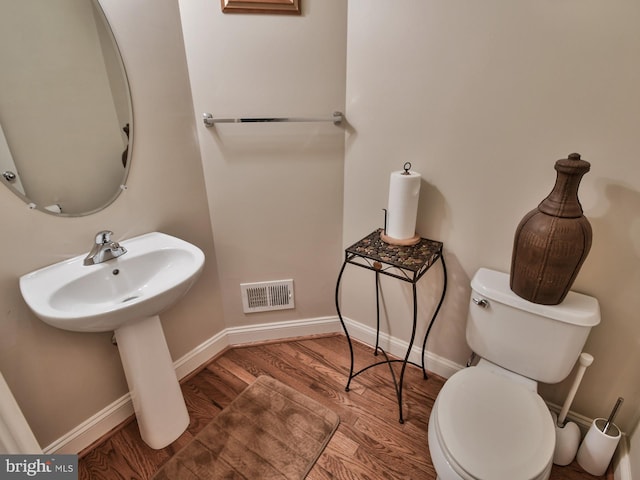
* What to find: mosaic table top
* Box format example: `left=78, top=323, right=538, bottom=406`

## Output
left=345, top=229, right=443, bottom=274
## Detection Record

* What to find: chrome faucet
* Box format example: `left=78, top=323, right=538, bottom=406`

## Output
left=83, top=230, right=127, bottom=266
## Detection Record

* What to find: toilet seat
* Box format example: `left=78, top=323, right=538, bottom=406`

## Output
left=432, top=366, right=555, bottom=480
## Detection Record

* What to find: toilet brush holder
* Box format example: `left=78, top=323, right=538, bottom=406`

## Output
left=552, top=412, right=581, bottom=466
left=577, top=396, right=624, bottom=476
left=576, top=418, right=621, bottom=476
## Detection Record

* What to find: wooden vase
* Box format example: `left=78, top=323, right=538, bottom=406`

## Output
left=510, top=153, right=592, bottom=305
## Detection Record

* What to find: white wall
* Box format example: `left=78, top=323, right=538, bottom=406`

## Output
left=178, top=0, right=347, bottom=328
left=343, top=0, right=640, bottom=433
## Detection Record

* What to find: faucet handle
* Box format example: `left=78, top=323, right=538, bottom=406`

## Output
left=95, top=230, right=113, bottom=244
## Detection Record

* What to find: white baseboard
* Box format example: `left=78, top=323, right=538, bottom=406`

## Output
left=43, top=394, right=134, bottom=454
left=173, top=329, right=230, bottom=380
left=44, top=314, right=611, bottom=464
left=545, top=401, right=595, bottom=433
left=342, top=317, right=464, bottom=379
left=225, top=316, right=343, bottom=346
left=44, top=316, right=344, bottom=454
left=47, top=319, right=337, bottom=454
left=614, top=435, right=632, bottom=480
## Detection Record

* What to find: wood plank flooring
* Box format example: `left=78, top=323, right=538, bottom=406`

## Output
left=79, top=335, right=613, bottom=479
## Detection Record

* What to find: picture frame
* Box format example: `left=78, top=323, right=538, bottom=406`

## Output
left=221, top=0, right=301, bottom=15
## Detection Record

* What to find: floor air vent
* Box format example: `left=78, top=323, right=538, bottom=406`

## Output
left=240, top=279, right=295, bottom=313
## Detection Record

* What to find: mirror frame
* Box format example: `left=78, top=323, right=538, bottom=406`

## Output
left=0, top=0, right=133, bottom=217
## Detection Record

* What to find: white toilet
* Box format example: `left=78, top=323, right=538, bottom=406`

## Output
left=428, top=268, right=600, bottom=480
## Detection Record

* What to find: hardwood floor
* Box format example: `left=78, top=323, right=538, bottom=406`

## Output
left=79, top=335, right=613, bottom=479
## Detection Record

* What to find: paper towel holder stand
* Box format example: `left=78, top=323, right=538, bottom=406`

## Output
left=381, top=207, right=421, bottom=246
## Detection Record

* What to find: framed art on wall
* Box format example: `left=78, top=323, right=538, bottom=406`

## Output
left=221, top=0, right=301, bottom=15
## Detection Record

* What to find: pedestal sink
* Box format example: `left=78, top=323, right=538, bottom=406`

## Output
left=19, top=232, right=205, bottom=449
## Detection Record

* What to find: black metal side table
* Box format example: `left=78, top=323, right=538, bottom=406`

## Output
left=334, top=228, right=447, bottom=423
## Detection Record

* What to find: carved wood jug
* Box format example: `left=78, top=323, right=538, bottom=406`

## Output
left=510, top=153, right=592, bottom=305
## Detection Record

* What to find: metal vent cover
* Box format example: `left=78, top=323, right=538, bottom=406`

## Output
left=240, top=279, right=294, bottom=313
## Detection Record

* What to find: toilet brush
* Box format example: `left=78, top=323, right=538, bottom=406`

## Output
left=552, top=352, right=594, bottom=466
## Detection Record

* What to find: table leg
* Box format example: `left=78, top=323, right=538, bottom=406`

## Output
left=421, top=253, right=448, bottom=379
left=395, top=282, right=419, bottom=424
left=335, top=259, right=355, bottom=392
left=374, top=270, right=381, bottom=355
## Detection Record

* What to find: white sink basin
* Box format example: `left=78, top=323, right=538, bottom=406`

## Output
left=19, top=231, right=205, bottom=449
left=19, top=232, right=204, bottom=333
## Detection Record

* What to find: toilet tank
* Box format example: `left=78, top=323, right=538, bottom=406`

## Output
left=466, top=268, right=600, bottom=384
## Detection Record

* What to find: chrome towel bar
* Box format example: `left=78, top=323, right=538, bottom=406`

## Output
left=202, top=111, right=343, bottom=127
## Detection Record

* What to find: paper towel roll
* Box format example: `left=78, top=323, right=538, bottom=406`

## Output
left=386, top=167, right=421, bottom=242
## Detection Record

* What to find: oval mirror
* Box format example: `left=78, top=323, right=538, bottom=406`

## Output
left=0, top=0, right=132, bottom=216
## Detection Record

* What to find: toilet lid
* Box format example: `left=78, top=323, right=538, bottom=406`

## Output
left=435, top=367, right=555, bottom=480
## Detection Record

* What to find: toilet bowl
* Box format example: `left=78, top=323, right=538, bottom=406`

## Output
left=428, top=362, right=555, bottom=480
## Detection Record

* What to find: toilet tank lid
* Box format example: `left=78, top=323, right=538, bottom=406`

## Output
left=471, top=268, right=601, bottom=327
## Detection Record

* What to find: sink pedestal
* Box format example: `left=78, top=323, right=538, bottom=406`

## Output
left=114, top=315, right=189, bottom=449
